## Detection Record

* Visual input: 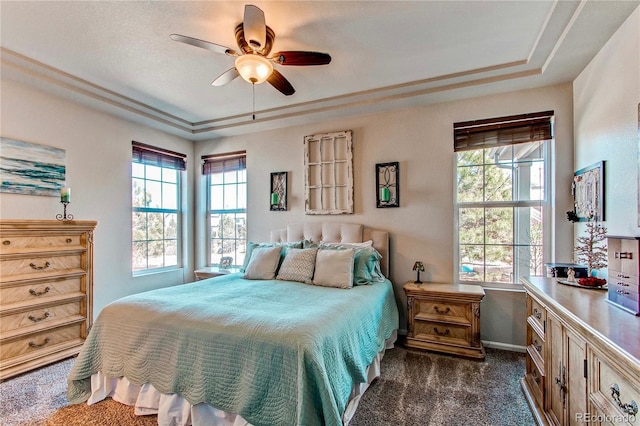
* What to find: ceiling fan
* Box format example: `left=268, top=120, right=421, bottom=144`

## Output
left=170, top=4, right=331, bottom=96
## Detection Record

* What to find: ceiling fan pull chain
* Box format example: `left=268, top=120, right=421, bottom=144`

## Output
left=252, top=83, right=256, bottom=121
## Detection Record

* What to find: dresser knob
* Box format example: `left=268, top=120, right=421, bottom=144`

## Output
left=28, top=311, right=51, bottom=322
left=29, top=261, right=51, bottom=270
left=28, top=337, right=51, bottom=348
left=434, top=306, right=450, bottom=315
left=433, top=327, right=450, bottom=336
left=66, top=238, right=72, bottom=243
left=29, top=286, right=51, bottom=296
left=2, top=240, right=10, bottom=245
left=610, top=384, right=639, bottom=415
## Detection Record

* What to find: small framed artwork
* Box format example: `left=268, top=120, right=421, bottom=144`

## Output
left=376, top=162, right=399, bottom=208
left=572, top=161, right=605, bottom=222
left=270, top=171, right=288, bottom=211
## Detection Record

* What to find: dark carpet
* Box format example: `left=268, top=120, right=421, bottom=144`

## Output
left=0, top=346, right=535, bottom=425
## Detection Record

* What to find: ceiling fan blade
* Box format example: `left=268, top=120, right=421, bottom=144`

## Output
left=267, top=69, right=295, bottom=96
left=170, top=34, right=237, bottom=56
left=243, top=5, right=266, bottom=51
left=270, top=51, right=332, bottom=66
left=212, top=67, right=240, bottom=86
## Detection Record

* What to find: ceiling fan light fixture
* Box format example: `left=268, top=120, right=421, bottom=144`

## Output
left=235, top=54, right=273, bottom=84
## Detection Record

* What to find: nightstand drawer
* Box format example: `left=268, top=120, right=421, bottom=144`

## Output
left=413, top=320, right=471, bottom=347
left=414, top=300, right=470, bottom=325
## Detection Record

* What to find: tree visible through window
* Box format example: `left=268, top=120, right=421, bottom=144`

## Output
left=132, top=142, right=185, bottom=272
left=203, top=151, right=247, bottom=267
left=454, top=112, right=553, bottom=284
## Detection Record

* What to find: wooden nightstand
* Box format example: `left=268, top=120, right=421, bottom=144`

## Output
left=194, top=266, right=240, bottom=280
left=403, top=282, right=485, bottom=359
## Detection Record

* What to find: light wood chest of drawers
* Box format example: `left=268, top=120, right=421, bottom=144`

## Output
left=521, top=277, right=640, bottom=425
left=0, top=219, right=97, bottom=380
left=403, top=282, right=485, bottom=359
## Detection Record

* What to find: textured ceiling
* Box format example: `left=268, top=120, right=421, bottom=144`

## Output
left=1, top=1, right=638, bottom=139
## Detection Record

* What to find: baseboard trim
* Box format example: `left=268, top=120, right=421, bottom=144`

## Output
left=482, top=340, right=527, bottom=353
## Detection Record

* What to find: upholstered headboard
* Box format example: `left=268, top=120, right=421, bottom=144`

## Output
left=270, top=222, right=390, bottom=277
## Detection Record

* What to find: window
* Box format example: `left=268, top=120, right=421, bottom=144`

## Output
left=132, top=142, right=185, bottom=273
left=454, top=111, right=553, bottom=284
left=203, top=151, right=247, bottom=267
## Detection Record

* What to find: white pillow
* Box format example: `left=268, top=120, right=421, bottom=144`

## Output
left=243, top=246, right=282, bottom=280
left=319, top=240, right=373, bottom=249
left=276, top=248, right=318, bottom=284
left=313, top=248, right=355, bottom=289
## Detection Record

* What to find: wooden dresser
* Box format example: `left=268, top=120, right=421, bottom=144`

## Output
left=0, top=220, right=97, bottom=380
left=403, top=282, right=485, bottom=359
left=521, top=276, right=640, bottom=425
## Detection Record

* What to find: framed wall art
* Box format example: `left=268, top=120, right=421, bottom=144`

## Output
left=376, top=162, right=399, bottom=208
left=0, top=137, right=66, bottom=196
left=270, top=171, right=288, bottom=211
left=572, top=161, right=605, bottom=222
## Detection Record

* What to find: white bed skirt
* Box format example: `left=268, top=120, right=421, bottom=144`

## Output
left=86, top=330, right=397, bottom=426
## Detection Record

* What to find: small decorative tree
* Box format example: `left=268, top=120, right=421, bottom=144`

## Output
left=574, top=219, right=607, bottom=283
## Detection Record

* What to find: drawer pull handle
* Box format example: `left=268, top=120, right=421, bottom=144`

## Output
left=617, top=273, right=630, bottom=279
left=28, top=338, right=51, bottom=348
left=532, top=370, right=540, bottom=385
left=29, top=286, right=51, bottom=296
left=533, top=339, right=542, bottom=354
left=617, top=282, right=630, bottom=287
left=29, top=261, right=51, bottom=270
left=615, top=252, right=633, bottom=260
left=66, top=238, right=72, bottom=243
left=616, top=290, right=630, bottom=295
left=533, top=308, right=542, bottom=320
left=433, top=306, right=450, bottom=314
left=433, top=327, right=450, bottom=336
left=28, top=311, right=51, bottom=322
left=2, top=240, right=10, bottom=245
left=610, top=384, right=639, bottom=416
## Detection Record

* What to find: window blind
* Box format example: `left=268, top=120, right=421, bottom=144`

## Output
left=202, top=151, right=246, bottom=175
left=132, top=141, right=186, bottom=171
left=453, top=110, right=554, bottom=152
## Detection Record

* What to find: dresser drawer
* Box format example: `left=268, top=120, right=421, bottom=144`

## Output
left=0, top=299, right=84, bottom=335
left=525, top=352, right=545, bottom=408
left=0, top=277, right=83, bottom=305
left=0, top=233, right=85, bottom=254
left=528, top=294, right=546, bottom=333
left=607, top=285, right=640, bottom=315
left=414, top=300, right=470, bottom=325
left=0, top=322, right=84, bottom=362
left=0, top=253, right=84, bottom=281
left=527, top=322, right=545, bottom=363
left=413, top=319, right=471, bottom=347
left=590, top=355, right=640, bottom=421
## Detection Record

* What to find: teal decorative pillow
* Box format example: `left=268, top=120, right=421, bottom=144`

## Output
left=241, top=241, right=303, bottom=272
left=276, top=248, right=318, bottom=284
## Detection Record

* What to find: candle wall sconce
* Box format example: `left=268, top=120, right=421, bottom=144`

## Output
left=376, top=162, right=399, bottom=208
left=270, top=171, right=288, bottom=211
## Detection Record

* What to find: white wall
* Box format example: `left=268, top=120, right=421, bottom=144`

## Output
left=0, top=80, right=196, bottom=317
left=574, top=7, right=640, bottom=245
left=195, top=83, right=575, bottom=346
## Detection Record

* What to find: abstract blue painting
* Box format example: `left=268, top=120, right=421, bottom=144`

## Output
left=0, top=138, right=66, bottom=196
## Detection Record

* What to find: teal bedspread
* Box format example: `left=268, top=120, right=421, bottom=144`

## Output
left=67, top=274, right=399, bottom=426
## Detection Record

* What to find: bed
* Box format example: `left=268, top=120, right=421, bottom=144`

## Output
left=67, top=222, right=399, bottom=426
